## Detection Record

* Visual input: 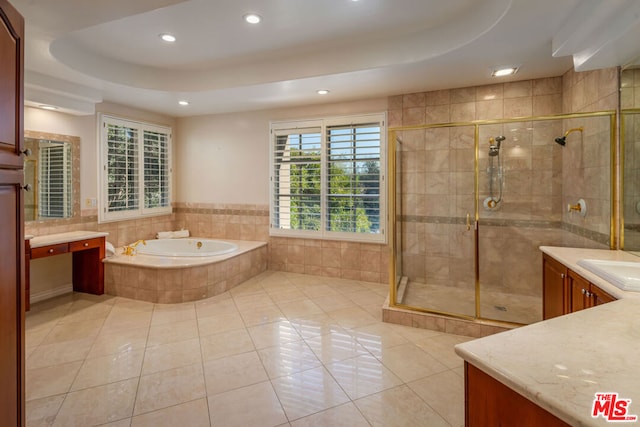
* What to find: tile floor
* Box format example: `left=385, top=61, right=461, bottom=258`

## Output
left=25, top=271, right=472, bottom=427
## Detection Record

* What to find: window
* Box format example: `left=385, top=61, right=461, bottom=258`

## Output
left=270, top=113, right=386, bottom=243
left=99, top=115, right=172, bottom=222
left=38, top=141, right=72, bottom=218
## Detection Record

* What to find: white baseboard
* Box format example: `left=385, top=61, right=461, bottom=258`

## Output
left=30, top=284, right=73, bottom=304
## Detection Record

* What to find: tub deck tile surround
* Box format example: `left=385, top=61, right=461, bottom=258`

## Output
left=104, top=240, right=267, bottom=303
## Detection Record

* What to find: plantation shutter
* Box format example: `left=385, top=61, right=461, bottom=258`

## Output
left=272, top=127, right=322, bottom=231
left=326, top=123, right=381, bottom=234
left=144, top=130, right=170, bottom=209
left=106, top=123, right=139, bottom=213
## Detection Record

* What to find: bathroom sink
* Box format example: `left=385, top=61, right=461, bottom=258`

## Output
left=576, top=259, right=640, bottom=292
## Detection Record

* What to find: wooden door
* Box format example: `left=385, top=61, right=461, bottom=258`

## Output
left=0, top=0, right=25, bottom=425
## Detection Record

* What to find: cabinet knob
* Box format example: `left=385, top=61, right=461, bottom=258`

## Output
left=22, top=184, right=32, bottom=192
left=48, top=248, right=54, bottom=254
left=21, top=148, right=32, bottom=157
left=581, top=288, right=586, bottom=295
left=83, top=242, right=89, bottom=247
left=561, top=273, right=565, bottom=279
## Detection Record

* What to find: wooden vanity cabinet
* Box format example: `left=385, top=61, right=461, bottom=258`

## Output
left=542, top=254, right=569, bottom=319
left=543, top=253, right=616, bottom=319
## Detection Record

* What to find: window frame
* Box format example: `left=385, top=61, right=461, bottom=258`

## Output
left=269, top=113, right=386, bottom=243
left=98, top=114, right=172, bottom=223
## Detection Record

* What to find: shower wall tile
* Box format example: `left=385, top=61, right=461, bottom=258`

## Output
left=504, top=97, right=532, bottom=118
left=504, top=80, right=532, bottom=99
left=403, top=93, right=426, bottom=108
left=450, top=102, right=475, bottom=122
left=451, top=87, right=475, bottom=103
left=475, top=100, right=504, bottom=120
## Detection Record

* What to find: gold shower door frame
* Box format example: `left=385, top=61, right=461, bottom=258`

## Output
left=388, top=110, right=616, bottom=325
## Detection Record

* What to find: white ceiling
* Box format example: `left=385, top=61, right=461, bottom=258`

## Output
left=12, top=0, right=640, bottom=117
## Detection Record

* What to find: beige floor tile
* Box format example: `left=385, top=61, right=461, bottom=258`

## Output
left=200, top=328, right=255, bottom=362
left=326, top=354, right=403, bottom=400
left=100, top=419, right=132, bottom=427
left=27, top=338, right=94, bottom=370
left=41, top=318, right=104, bottom=345
left=131, top=398, right=210, bottom=427
left=351, top=323, right=411, bottom=357
left=71, top=349, right=144, bottom=391
left=247, top=320, right=302, bottom=350
left=311, top=294, right=358, bottom=312
left=258, top=340, right=322, bottom=379
left=52, top=378, right=137, bottom=426
left=134, top=363, right=206, bottom=415
left=414, top=333, right=472, bottom=369
left=58, top=302, right=114, bottom=324
left=271, top=366, right=350, bottom=421
left=409, top=369, right=465, bottom=426
left=266, top=288, right=307, bottom=304
left=141, top=338, right=202, bottom=375
left=195, top=298, right=239, bottom=318
left=147, top=318, right=199, bottom=346
left=277, top=299, right=324, bottom=318
left=355, top=385, right=450, bottom=427
left=239, top=304, right=287, bottom=327
left=88, top=327, right=149, bottom=358
left=112, top=298, right=155, bottom=313
left=26, top=361, right=83, bottom=401
left=25, top=327, right=53, bottom=350
left=301, top=284, right=339, bottom=299
left=102, top=309, right=153, bottom=332
left=151, top=303, right=197, bottom=326
left=325, top=306, right=378, bottom=329
left=24, top=271, right=470, bottom=426
left=197, top=312, right=246, bottom=337
left=233, top=291, right=274, bottom=311
left=208, top=381, right=287, bottom=427
left=290, top=402, right=370, bottom=427
left=26, top=394, right=65, bottom=427
left=305, top=331, right=370, bottom=364
left=288, top=313, right=346, bottom=340
left=204, top=351, right=268, bottom=395
left=376, top=343, right=448, bottom=383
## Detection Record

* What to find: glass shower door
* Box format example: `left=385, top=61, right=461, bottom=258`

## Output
left=396, top=125, right=476, bottom=317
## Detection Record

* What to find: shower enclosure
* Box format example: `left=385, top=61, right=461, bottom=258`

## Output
left=390, top=112, right=614, bottom=325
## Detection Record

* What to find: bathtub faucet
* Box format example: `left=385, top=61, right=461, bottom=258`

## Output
left=123, top=239, right=146, bottom=256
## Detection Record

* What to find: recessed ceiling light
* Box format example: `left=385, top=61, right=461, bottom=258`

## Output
left=244, top=13, right=261, bottom=24
left=317, top=89, right=330, bottom=95
left=491, top=67, right=518, bottom=77
left=39, top=104, right=58, bottom=110
left=160, top=33, right=176, bottom=43
left=178, top=100, right=190, bottom=106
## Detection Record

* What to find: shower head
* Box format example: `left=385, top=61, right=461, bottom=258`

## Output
left=554, top=127, right=583, bottom=147
left=488, top=135, right=505, bottom=156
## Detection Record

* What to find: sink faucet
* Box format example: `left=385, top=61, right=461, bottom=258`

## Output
left=123, top=239, right=146, bottom=256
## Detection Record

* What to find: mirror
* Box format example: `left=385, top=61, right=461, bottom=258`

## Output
left=621, top=67, right=640, bottom=252
left=24, top=131, right=80, bottom=222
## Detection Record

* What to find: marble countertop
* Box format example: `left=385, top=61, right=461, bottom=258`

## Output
left=29, top=231, right=109, bottom=248
left=456, top=246, right=640, bottom=425
left=455, top=298, right=640, bottom=426
left=540, top=246, right=640, bottom=300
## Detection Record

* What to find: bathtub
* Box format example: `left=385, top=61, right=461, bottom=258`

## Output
left=137, top=238, right=238, bottom=257
left=103, top=239, right=267, bottom=304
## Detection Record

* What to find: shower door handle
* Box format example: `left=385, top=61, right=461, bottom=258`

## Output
left=466, top=213, right=471, bottom=231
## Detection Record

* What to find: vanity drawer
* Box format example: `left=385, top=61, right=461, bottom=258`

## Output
left=70, top=238, right=102, bottom=252
left=31, top=243, right=69, bottom=259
